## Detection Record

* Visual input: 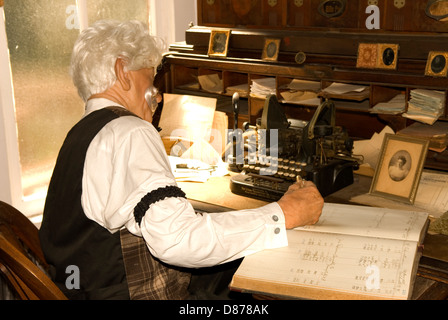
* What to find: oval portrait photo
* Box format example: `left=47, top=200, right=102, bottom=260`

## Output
left=388, top=150, right=412, bottom=182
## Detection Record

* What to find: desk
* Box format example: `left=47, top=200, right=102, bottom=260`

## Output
left=179, top=172, right=372, bottom=209
left=179, top=173, right=448, bottom=300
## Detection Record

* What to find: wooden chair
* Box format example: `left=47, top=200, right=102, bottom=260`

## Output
left=0, top=200, right=67, bottom=300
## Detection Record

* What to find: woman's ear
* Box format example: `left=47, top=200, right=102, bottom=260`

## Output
left=114, top=58, right=131, bottom=91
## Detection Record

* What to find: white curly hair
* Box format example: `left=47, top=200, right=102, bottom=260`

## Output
left=70, top=20, right=166, bottom=102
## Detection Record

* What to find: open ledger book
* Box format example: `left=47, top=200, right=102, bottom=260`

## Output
left=230, top=203, right=429, bottom=300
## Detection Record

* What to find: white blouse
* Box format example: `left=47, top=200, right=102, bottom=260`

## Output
left=81, top=98, right=288, bottom=268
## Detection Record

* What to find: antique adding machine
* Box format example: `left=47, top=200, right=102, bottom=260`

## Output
left=228, top=94, right=360, bottom=201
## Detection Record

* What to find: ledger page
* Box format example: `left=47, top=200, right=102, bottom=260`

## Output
left=234, top=231, right=416, bottom=300
left=295, top=203, right=428, bottom=242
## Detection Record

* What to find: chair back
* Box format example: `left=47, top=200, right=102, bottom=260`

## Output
left=0, top=201, right=67, bottom=300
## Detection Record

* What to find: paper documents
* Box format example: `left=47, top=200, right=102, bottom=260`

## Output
left=352, top=171, right=448, bottom=219
left=403, top=89, right=446, bottom=125
left=250, top=78, right=276, bottom=98
left=370, top=94, right=406, bottom=114
left=353, top=126, right=395, bottom=171
left=321, top=82, right=370, bottom=101
left=280, top=79, right=321, bottom=106
left=198, top=74, right=223, bottom=93
left=168, top=155, right=228, bottom=183
left=159, top=94, right=229, bottom=182
left=398, top=122, right=448, bottom=152
left=231, top=203, right=428, bottom=300
left=286, top=79, right=321, bottom=92
left=226, top=83, right=249, bottom=98
left=322, top=82, right=368, bottom=95
left=159, top=93, right=217, bottom=142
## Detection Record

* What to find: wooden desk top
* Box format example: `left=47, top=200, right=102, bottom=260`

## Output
left=178, top=172, right=448, bottom=300
left=178, top=173, right=268, bottom=210
left=178, top=172, right=373, bottom=209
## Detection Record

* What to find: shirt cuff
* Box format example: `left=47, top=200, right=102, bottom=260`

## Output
left=250, top=202, right=289, bottom=253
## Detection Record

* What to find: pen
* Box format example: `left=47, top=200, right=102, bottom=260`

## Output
left=296, top=175, right=306, bottom=188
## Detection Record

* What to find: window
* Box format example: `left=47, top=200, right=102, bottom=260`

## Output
left=0, top=0, right=159, bottom=218
left=4, top=0, right=85, bottom=200
left=4, top=0, right=151, bottom=199
left=0, top=0, right=196, bottom=218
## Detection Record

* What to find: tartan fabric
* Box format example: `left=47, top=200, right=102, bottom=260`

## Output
left=119, top=228, right=191, bottom=300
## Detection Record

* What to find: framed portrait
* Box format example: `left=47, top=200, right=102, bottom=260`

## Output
left=370, top=134, right=429, bottom=204
left=425, top=51, right=448, bottom=77
left=376, top=44, right=399, bottom=70
left=208, top=30, right=231, bottom=57
left=262, top=38, right=281, bottom=62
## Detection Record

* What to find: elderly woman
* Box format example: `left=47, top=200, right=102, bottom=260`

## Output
left=39, top=20, right=323, bottom=300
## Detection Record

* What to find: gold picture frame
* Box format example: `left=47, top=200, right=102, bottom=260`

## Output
left=262, top=38, right=281, bottom=62
left=356, top=43, right=399, bottom=70
left=377, top=44, right=399, bottom=70
left=208, top=30, right=231, bottom=57
left=356, top=43, right=378, bottom=69
left=370, top=134, right=429, bottom=204
left=425, top=51, right=448, bottom=77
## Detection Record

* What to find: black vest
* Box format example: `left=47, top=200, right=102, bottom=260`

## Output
left=39, top=107, right=136, bottom=300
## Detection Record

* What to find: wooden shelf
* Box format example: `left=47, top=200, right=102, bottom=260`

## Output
left=164, top=1, right=448, bottom=171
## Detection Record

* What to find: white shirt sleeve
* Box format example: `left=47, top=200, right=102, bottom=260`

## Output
left=82, top=114, right=288, bottom=268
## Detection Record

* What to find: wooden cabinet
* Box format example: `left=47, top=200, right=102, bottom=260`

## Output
left=164, top=0, right=448, bottom=170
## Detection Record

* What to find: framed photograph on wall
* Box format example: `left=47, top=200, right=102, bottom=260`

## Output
left=262, top=38, right=281, bottom=62
left=377, top=43, right=399, bottom=70
left=370, top=134, right=429, bottom=204
left=208, top=30, right=231, bottom=57
left=425, top=51, right=448, bottom=77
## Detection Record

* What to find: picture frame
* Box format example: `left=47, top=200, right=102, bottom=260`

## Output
left=370, top=133, right=429, bottom=204
left=262, top=38, right=281, bottom=62
left=425, top=51, right=448, bottom=77
left=208, top=30, right=231, bottom=57
left=376, top=43, right=399, bottom=70
left=356, top=43, right=399, bottom=70
left=356, top=43, right=378, bottom=69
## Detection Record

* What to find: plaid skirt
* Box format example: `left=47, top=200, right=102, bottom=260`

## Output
left=120, top=229, right=191, bottom=300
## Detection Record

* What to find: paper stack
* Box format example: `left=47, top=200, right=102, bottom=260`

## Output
left=322, top=82, right=368, bottom=95
left=403, top=89, right=446, bottom=125
left=398, top=121, right=448, bottom=152
left=198, top=74, right=223, bottom=93
left=226, top=83, right=249, bottom=98
left=370, top=94, right=406, bottom=114
left=280, top=79, right=321, bottom=106
left=250, top=78, right=276, bottom=98
left=353, top=126, right=395, bottom=175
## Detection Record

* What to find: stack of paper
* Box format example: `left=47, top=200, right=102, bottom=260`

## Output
left=286, top=79, right=321, bottom=92
left=226, top=83, right=249, bottom=98
left=370, top=94, right=406, bottom=114
left=250, top=78, right=276, bottom=98
left=322, top=82, right=368, bottom=95
left=353, top=126, right=395, bottom=174
left=398, top=121, right=448, bottom=152
left=403, top=89, right=446, bottom=125
left=198, top=74, right=223, bottom=93
left=280, top=79, right=321, bottom=106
